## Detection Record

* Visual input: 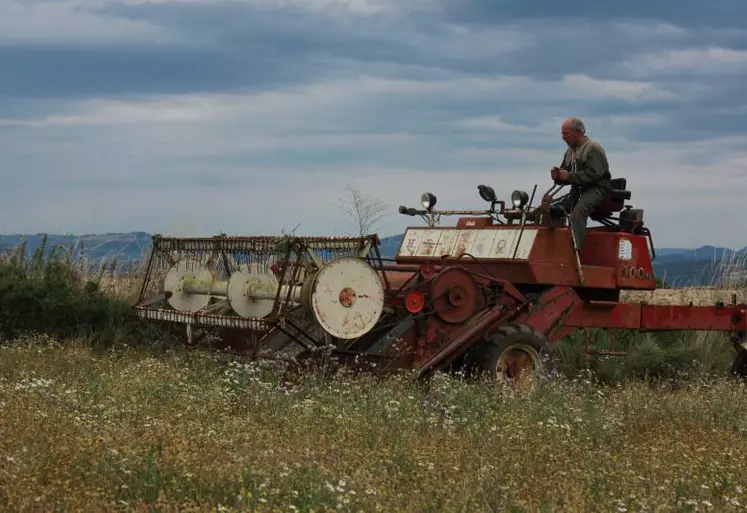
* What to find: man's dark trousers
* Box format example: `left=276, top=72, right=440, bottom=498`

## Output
left=566, top=186, right=605, bottom=249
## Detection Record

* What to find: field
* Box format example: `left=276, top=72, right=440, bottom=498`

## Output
left=1, top=243, right=747, bottom=511
left=2, top=338, right=747, bottom=512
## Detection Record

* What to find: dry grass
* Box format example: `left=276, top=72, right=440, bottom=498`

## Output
left=620, top=251, right=747, bottom=306
left=96, top=274, right=142, bottom=303
left=1, top=336, right=747, bottom=512
left=620, top=288, right=744, bottom=306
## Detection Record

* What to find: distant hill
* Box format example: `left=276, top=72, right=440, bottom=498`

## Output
left=1, top=231, right=745, bottom=288
left=0, top=232, right=152, bottom=271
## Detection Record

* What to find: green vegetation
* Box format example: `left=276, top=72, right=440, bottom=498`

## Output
left=1, top=340, right=747, bottom=511
left=552, top=327, right=737, bottom=385
left=0, top=236, right=177, bottom=348
left=1, top=239, right=746, bottom=510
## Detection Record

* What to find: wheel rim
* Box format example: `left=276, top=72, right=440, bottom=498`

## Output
left=495, top=342, right=543, bottom=385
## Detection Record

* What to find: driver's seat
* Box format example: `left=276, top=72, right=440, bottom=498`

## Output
left=548, top=177, right=631, bottom=220
left=589, top=177, right=631, bottom=221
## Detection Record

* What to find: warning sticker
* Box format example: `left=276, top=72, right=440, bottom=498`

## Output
left=618, top=238, right=633, bottom=260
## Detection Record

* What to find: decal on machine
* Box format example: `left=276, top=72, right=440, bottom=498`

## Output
left=397, top=227, right=538, bottom=260
left=618, top=238, right=633, bottom=261
left=620, top=265, right=653, bottom=281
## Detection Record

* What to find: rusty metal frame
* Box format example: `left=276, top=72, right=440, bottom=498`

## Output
left=583, top=327, right=631, bottom=357
left=133, top=233, right=384, bottom=333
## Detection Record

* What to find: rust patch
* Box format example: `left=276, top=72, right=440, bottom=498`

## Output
left=339, top=287, right=356, bottom=307
left=499, top=349, right=535, bottom=383
left=421, top=240, right=436, bottom=256
left=454, top=241, right=469, bottom=258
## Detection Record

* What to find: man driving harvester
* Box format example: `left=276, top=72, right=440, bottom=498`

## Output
left=551, top=117, right=612, bottom=249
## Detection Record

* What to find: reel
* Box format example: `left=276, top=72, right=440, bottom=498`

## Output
left=162, top=255, right=385, bottom=340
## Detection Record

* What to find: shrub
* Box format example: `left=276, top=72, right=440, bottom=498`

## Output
left=0, top=235, right=177, bottom=348
left=550, top=325, right=741, bottom=386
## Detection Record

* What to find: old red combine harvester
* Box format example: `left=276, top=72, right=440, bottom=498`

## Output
left=133, top=178, right=747, bottom=382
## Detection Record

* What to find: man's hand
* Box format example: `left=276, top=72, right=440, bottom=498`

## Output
left=551, top=167, right=569, bottom=182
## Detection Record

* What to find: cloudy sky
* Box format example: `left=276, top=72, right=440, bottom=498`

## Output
left=1, top=0, right=746, bottom=248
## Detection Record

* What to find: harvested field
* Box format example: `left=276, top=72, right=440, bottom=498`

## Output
left=621, top=288, right=744, bottom=306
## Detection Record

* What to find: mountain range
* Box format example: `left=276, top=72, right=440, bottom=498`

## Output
left=1, top=231, right=745, bottom=288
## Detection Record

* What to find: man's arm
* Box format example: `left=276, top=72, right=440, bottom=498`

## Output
left=568, top=146, right=607, bottom=186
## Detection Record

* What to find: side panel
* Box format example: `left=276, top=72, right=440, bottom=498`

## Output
left=530, top=264, right=618, bottom=288
left=527, top=227, right=577, bottom=264
left=395, top=226, right=651, bottom=290
left=641, top=305, right=746, bottom=331
left=577, top=229, right=656, bottom=290
left=563, top=302, right=643, bottom=329
left=615, top=234, right=656, bottom=290
left=513, top=286, right=583, bottom=338
left=526, top=229, right=619, bottom=288
left=562, top=303, right=747, bottom=331
left=579, top=229, right=621, bottom=267
left=397, top=227, right=538, bottom=261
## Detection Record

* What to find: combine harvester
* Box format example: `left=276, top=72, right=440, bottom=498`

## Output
left=133, top=177, right=747, bottom=382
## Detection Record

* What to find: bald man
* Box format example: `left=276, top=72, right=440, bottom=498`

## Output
left=551, top=118, right=611, bottom=248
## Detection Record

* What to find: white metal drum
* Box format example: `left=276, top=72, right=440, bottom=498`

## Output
left=227, top=263, right=296, bottom=318
left=163, top=256, right=219, bottom=312
left=310, top=256, right=385, bottom=340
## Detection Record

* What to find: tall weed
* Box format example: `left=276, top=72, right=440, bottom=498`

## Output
left=0, top=235, right=176, bottom=348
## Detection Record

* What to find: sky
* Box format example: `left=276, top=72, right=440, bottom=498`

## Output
left=1, top=0, right=746, bottom=248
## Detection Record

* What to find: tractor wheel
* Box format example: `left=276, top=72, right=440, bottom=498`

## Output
left=731, top=347, right=747, bottom=380
left=469, top=324, right=556, bottom=386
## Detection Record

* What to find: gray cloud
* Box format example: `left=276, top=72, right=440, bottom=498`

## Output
left=0, top=0, right=746, bottom=248
left=438, top=0, right=747, bottom=29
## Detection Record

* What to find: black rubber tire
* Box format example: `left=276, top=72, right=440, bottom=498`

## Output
left=468, top=324, right=557, bottom=383
left=731, top=347, right=747, bottom=380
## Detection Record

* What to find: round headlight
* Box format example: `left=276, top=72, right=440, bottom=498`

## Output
left=478, top=185, right=497, bottom=203
left=511, top=190, right=529, bottom=208
left=420, top=192, right=437, bottom=210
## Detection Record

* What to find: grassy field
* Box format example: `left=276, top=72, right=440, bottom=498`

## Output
left=1, top=240, right=747, bottom=511
left=2, top=336, right=747, bottom=512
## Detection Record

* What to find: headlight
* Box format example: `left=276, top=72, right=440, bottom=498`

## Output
left=511, top=190, right=529, bottom=208
left=478, top=185, right=497, bottom=203
left=420, top=192, right=437, bottom=210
